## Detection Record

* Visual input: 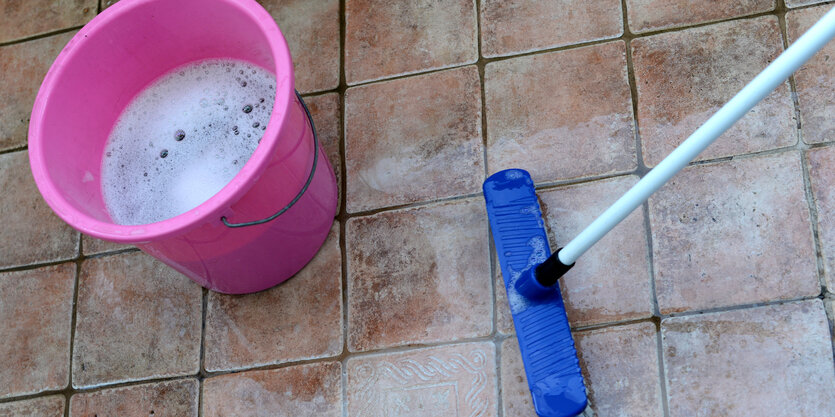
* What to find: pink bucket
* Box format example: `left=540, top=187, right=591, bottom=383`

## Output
left=27, top=0, right=338, bottom=294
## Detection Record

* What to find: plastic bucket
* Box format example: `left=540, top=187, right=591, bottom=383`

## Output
left=27, top=0, right=338, bottom=294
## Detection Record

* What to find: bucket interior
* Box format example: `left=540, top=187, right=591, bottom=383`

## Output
left=36, top=0, right=280, bottom=224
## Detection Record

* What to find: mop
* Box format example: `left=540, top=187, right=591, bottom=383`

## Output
left=484, top=7, right=835, bottom=417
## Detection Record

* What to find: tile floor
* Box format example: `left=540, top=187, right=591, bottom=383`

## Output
left=1, top=1, right=835, bottom=416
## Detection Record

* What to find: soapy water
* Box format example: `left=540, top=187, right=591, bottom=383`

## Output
left=101, top=59, right=276, bottom=225
left=506, top=235, right=548, bottom=314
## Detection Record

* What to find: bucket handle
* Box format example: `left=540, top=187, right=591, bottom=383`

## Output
left=221, top=90, right=319, bottom=228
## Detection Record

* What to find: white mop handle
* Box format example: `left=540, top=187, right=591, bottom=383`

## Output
left=559, top=6, right=835, bottom=266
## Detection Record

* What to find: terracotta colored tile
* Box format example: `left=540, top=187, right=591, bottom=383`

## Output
left=485, top=42, right=636, bottom=184
left=346, top=342, right=498, bottom=417
left=72, top=252, right=202, bottom=388
left=633, top=17, right=795, bottom=167
left=203, top=362, right=342, bottom=417
left=0, top=151, right=79, bottom=268
left=346, top=199, right=491, bottom=352
left=70, top=379, right=198, bottom=417
left=0, top=32, right=74, bottom=151
left=662, top=300, right=835, bottom=416
left=82, top=234, right=131, bottom=256
left=501, top=322, right=662, bottom=417
left=0, top=395, right=65, bottom=417
left=806, top=146, right=835, bottom=292
left=204, top=225, right=342, bottom=372
left=495, top=254, right=514, bottom=334
left=625, top=0, right=774, bottom=33
left=304, top=93, right=342, bottom=212
left=0, top=0, right=94, bottom=43
left=649, top=153, right=818, bottom=314
left=0, top=264, right=74, bottom=399
left=494, top=176, right=653, bottom=332
left=480, top=0, right=622, bottom=58
left=345, top=67, right=483, bottom=212
left=258, top=0, right=340, bottom=93
left=345, top=0, right=477, bottom=84
left=787, top=5, right=835, bottom=144
left=786, top=0, right=829, bottom=7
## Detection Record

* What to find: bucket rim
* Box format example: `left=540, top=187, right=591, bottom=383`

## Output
left=27, top=0, right=295, bottom=243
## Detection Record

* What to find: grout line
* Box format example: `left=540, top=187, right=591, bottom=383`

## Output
left=654, top=316, right=670, bottom=417
left=0, top=257, right=80, bottom=275
left=345, top=192, right=483, bottom=218
left=337, top=1, right=349, bottom=416
left=63, top=259, right=83, bottom=417
left=0, top=145, right=27, bottom=156
left=0, top=25, right=84, bottom=48
left=660, top=294, right=821, bottom=319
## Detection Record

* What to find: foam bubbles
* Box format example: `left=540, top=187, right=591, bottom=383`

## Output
left=101, top=59, right=276, bottom=225
left=506, top=236, right=548, bottom=314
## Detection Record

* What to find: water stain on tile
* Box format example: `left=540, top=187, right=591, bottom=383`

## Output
left=480, top=0, right=622, bottom=58
left=72, top=252, right=202, bottom=388
left=0, top=264, right=74, bottom=399
left=346, top=199, right=491, bottom=352
left=649, top=152, right=818, bottom=314
left=0, top=395, right=65, bottom=417
left=632, top=17, right=795, bottom=167
left=0, top=0, right=94, bottom=43
left=70, top=379, right=198, bottom=417
left=1, top=153, right=78, bottom=270
left=203, top=362, right=342, bottom=416
left=257, top=0, right=340, bottom=93
left=485, top=41, right=636, bottom=184
left=662, top=300, right=835, bottom=416
left=805, top=146, right=835, bottom=292
left=345, top=0, right=477, bottom=84
left=345, top=66, right=483, bottom=213
left=204, top=225, right=342, bottom=372
left=787, top=5, right=835, bottom=144
left=346, top=342, right=497, bottom=417
left=625, top=0, right=774, bottom=33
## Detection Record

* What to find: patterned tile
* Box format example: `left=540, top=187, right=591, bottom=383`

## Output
left=345, top=66, right=483, bottom=212
left=501, top=322, right=662, bottom=417
left=662, top=300, right=835, bottom=416
left=625, top=0, right=774, bottom=33
left=345, top=0, right=477, bottom=84
left=494, top=176, right=653, bottom=332
left=787, top=5, right=835, bottom=144
left=203, top=362, right=342, bottom=417
left=346, top=199, right=491, bottom=352
left=0, top=395, right=65, bottom=417
left=632, top=16, right=795, bottom=167
left=204, top=225, right=342, bottom=372
left=479, top=0, right=622, bottom=58
left=0, top=32, right=75, bottom=151
left=805, top=146, right=835, bottom=293
left=258, top=0, right=340, bottom=93
left=72, top=252, right=202, bottom=388
left=485, top=41, right=636, bottom=183
left=0, top=264, right=74, bottom=399
left=0, top=155, right=78, bottom=270
left=70, top=379, right=198, bottom=417
left=649, top=153, right=818, bottom=314
left=304, top=93, right=342, bottom=212
left=346, top=342, right=497, bottom=417
left=0, top=0, right=94, bottom=43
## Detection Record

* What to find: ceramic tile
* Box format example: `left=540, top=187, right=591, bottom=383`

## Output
left=786, top=0, right=829, bottom=7
left=346, top=342, right=497, bottom=417
left=203, top=362, right=342, bottom=417
left=70, top=379, right=198, bottom=417
left=485, top=41, right=636, bottom=183
left=304, top=93, right=342, bottom=212
left=0, top=395, right=65, bottom=417
left=805, top=146, right=835, bottom=292
left=0, top=0, right=93, bottom=43
left=479, top=0, right=622, bottom=58
left=0, top=264, right=74, bottom=398
left=632, top=17, right=795, bottom=167
left=81, top=234, right=130, bottom=256
left=346, top=198, right=491, bottom=352
left=72, top=252, right=202, bottom=388
left=625, top=0, right=774, bottom=33
left=649, top=152, right=818, bottom=314
left=345, top=0, right=477, bottom=84
left=662, top=300, right=835, bottom=416
left=787, top=5, right=835, bottom=144
left=204, top=225, right=342, bottom=372
left=345, top=66, right=483, bottom=212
